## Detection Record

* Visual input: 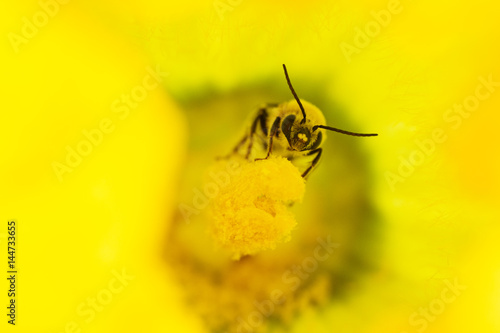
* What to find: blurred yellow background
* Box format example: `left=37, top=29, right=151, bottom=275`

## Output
left=1, top=0, right=499, bottom=332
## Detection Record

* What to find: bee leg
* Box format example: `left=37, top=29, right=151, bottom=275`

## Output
left=255, top=116, right=281, bottom=161
left=232, top=134, right=249, bottom=153
left=245, top=107, right=269, bottom=159
left=216, top=134, right=249, bottom=160
left=301, top=148, right=322, bottom=178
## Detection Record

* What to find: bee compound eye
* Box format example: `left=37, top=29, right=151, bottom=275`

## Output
left=309, top=131, right=322, bottom=150
left=281, top=114, right=296, bottom=143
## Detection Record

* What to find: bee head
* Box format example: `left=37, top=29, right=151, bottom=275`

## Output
left=281, top=114, right=322, bottom=151
left=281, top=64, right=378, bottom=149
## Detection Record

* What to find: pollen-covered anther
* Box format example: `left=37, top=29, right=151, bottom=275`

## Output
left=210, top=156, right=305, bottom=259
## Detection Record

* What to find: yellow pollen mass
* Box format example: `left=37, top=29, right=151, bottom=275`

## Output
left=210, top=156, right=305, bottom=259
left=298, top=133, right=308, bottom=142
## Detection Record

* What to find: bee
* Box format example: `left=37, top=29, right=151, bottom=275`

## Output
left=226, top=64, right=378, bottom=178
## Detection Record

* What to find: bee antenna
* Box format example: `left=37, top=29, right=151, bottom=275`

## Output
left=312, top=125, right=378, bottom=137
left=283, top=64, right=307, bottom=124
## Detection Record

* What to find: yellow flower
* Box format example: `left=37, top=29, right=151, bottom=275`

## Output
left=2, top=1, right=500, bottom=333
